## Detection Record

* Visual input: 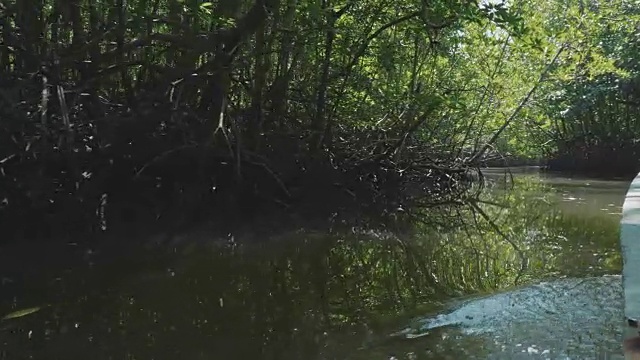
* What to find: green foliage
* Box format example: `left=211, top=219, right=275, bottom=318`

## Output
left=1, top=0, right=638, bottom=236
left=0, top=0, right=531, bottom=238
left=494, top=0, right=640, bottom=171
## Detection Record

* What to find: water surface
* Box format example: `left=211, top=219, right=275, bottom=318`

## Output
left=0, top=169, right=630, bottom=359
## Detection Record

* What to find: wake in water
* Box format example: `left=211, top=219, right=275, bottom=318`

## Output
left=392, top=275, right=624, bottom=359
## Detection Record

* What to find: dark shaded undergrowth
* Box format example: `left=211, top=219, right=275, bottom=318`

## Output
left=0, top=0, right=496, bottom=244
left=0, top=79, right=480, bottom=243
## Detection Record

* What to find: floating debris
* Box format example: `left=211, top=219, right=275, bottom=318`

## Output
left=1, top=305, right=48, bottom=321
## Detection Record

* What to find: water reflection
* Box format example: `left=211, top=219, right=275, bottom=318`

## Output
left=0, top=172, right=628, bottom=359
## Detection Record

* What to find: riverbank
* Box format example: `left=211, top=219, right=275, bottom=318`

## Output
left=0, top=141, right=479, bottom=245
left=544, top=138, right=640, bottom=179
left=474, top=143, right=640, bottom=180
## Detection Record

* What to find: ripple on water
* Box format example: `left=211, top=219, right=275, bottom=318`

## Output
left=392, top=275, right=624, bottom=359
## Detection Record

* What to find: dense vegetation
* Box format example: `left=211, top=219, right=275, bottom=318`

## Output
left=0, top=0, right=638, bottom=240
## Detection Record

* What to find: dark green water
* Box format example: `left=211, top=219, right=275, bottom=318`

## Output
left=0, top=168, right=630, bottom=359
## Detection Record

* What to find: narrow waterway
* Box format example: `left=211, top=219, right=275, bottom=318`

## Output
left=381, top=168, right=629, bottom=359
left=0, top=168, right=630, bottom=359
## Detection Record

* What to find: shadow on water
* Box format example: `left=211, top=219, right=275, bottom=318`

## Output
left=0, top=172, right=628, bottom=359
